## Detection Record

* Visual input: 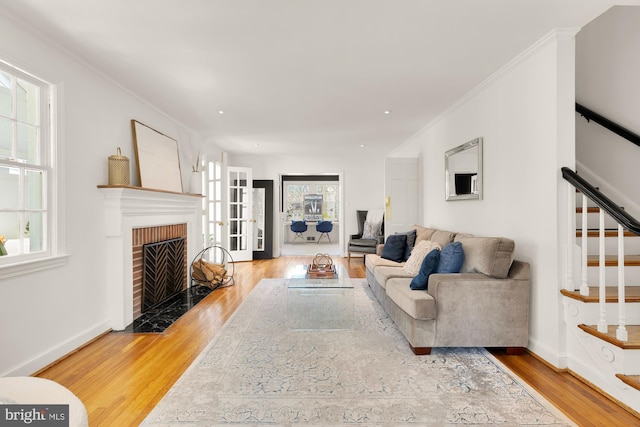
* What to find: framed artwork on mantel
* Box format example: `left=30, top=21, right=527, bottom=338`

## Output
left=131, top=120, right=183, bottom=193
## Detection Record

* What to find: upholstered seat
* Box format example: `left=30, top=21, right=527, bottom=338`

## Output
left=290, top=220, right=307, bottom=242
left=315, top=220, right=333, bottom=243
left=348, top=210, right=384, bottom=260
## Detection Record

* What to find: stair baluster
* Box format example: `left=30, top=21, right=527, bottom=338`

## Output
left=567, top=184, right=575, bottom=291
left=617, top=224, right=629, bottom=341
left=598, top=210, right=608, bottom=333
left=581, top=193, right=589, bottom=295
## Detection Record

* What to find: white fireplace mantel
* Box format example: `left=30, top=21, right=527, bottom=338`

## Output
left=99, top=186, right=202, bottom=330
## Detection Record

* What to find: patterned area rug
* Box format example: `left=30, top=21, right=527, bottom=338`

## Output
left=142, top=279, right=575, bottom=426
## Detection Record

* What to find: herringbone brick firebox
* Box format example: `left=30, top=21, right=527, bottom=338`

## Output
left=132, top=224, right=188, bottom=319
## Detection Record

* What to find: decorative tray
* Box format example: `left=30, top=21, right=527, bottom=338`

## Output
left=306, top=263, right=337, bottom=278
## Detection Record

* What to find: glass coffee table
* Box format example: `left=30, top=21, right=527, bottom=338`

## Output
left=287, top=264, right=354, bottom=330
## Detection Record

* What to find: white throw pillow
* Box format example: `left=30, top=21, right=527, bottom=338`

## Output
left=361, top=220, right=381, bottom=239
left=403, top=240, right=442, bottom=276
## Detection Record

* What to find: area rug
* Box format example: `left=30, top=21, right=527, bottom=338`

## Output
left=142, top=279, right=575, bottom=426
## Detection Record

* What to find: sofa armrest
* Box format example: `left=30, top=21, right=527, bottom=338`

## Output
left=427, top=270, right=530, bottom=347
left=350, top=233, right=362, bottom=240
left=376, top=243, right=385, bottom=256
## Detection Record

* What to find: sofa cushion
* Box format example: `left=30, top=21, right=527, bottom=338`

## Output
left=386, top=278, right=436, bottom=320
left=349, top=238, right=378, bottom=248
left=373, top=266, right=413, bottom=290
left=413, top=225, right=436, bottom=245
left=365, top=254, right=404, bottom=271
left=454, top=235, right=515, bottom=279
left=430, top=230, right=456, bottom=248
left=436, top=242, right=465, bottom=274
left=403, top=240, right=441, bottom=276
left=410, top=249, right=441, bottom=290
left=381, top=234, right=407, bottom=262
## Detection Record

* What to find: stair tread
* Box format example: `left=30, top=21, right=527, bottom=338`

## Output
left=616, top=374, right=640, bottom=391
left=576, top=207, right=602, bottom=213
left=576, top=207, right=625, bottom=213
left=578, top=324, right=640, bottom=349
left=561, top=286, right=640, bottom=303
left=576, top=230, right=638, bottom=238
left=587, top=255, right=640, bottom=266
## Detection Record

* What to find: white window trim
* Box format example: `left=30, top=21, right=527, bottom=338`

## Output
left=0, top=67, right=67, bottom=280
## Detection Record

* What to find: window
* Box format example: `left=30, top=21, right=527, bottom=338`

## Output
left=285, top=183, right=339, bottom=221
left=0, top=61, right=60, bottom=272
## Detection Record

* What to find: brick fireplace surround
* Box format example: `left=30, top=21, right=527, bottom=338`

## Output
left=132, top=224, right=188, bottom=319
left=99, top=186, right=201, bottom=330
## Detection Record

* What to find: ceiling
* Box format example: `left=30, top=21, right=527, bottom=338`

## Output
left=0, top=1, right=629, bottom=156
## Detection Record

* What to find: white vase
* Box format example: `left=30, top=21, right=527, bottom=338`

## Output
left=189, top=171, right=203, bottom=194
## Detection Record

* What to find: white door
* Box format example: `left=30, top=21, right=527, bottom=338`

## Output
left=203, top=158, right=225, bottom=249
left=227, top=166, right=253, bottom=261
left=384, top=158, right=420, bottom=236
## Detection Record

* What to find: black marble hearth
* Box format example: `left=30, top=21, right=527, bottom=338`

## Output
left=116, top=285, right=213, bottom=333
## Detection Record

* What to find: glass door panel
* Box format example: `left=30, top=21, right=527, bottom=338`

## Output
left=227, top=166, right=252, bottom=261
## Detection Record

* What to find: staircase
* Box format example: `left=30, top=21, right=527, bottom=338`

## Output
left=560, top=177, right=640, bottom=410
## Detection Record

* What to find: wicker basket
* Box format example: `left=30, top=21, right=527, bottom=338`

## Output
left=108, top=147, right=130, bottom=185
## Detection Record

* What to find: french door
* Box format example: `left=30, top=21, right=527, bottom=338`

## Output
left=203, top=158, right=224, bottom=250
left=227, top=166, right=253, bottom=261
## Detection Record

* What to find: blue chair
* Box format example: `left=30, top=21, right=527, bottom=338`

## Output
left=290, top=220, right=307, bottom=242
left=315, top=221, right=333, bottom=243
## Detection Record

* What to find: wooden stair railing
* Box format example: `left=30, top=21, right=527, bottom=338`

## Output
left=563, top=167, right=640, bottom=343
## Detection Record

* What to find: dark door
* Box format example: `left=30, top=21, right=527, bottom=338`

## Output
left=252, top=180, right=273, bottom=259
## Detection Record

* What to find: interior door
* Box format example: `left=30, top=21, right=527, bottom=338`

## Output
left=252, top=180, right=273, bottom=259
left=384, top=158, right=420, bottom=236
left=227, top=166, right=253, bottom=261
left=203, top=158, right=224, bottom=249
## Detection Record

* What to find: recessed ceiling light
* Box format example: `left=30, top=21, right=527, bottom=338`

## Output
left=384, top=110, right=391, bottom=115
left=360, top=144, right=366, bottom=148
left=218, top=110, right=225, bottom=115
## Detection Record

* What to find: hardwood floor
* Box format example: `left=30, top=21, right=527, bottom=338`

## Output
left=35, top=256, right=638, bottom=426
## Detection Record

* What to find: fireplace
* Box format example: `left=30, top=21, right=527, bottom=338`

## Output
left=133, top=226, right=188, bottom=318
left=99, top=186, right=202, bottom=330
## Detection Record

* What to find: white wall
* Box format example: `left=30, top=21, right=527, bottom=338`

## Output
left=398, top=31, right=577, bottom=366
left=575, top=6, right=640, bottom=216
left=0, top=14, right=205, bottom=375
left=230, top=148, right=388, bottom=256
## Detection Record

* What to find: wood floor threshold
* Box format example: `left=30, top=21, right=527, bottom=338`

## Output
left=561, top=286, right=640, bottom=303
left=578, top=324, right=640, bottom=349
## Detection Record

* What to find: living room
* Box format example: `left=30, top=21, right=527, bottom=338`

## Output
left=1, top=1, right=640, bottom=424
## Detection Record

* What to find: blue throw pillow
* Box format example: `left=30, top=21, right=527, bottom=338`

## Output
left=410, top=249, right=440, bottom=290
left=381, top=234, right=407, bottom=262
left=436, top=241, right=464, bottom=274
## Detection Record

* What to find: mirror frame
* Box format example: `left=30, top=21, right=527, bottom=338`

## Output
left=445, top=137, right=483, bottom=201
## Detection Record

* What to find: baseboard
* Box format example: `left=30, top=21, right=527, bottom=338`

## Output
left=526, top=336, right=568, bottom=370
left=1, top=321, right=112, bottom=377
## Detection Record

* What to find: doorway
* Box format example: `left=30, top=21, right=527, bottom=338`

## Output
left=253, top=180, right=273, bottom=259
left=280, top=174, right=343, bottom=256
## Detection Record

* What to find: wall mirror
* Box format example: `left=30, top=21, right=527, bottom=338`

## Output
left=131, top=120, right=183, bottom=193
left=445, top=137, right=483, bottom=201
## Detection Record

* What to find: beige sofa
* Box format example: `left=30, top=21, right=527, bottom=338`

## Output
left=365, top=226, right=530, bottom=355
